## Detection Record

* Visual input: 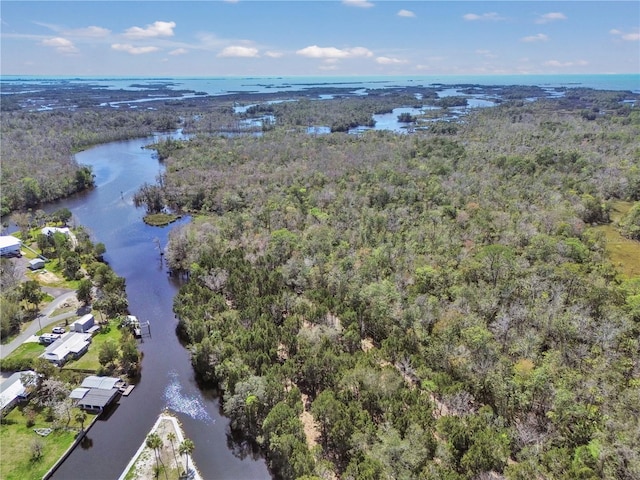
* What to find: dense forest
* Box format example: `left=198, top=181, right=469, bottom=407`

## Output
left=0, top=109, right=178, bottom=216
left=143, top=94, right=640, bottom=479
left=3, top=82, right=639, bottom=479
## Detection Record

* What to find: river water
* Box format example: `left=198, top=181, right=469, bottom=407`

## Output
left=46, top=134, right=270, bottom=479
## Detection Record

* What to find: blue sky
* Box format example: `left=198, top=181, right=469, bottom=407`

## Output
left=1, top=1, right=638, bottom=76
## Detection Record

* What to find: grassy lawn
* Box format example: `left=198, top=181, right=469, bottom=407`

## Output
left=0, top=406, right=95, bottom=480
left=62, top=321, right=123, bottom=372
left=5, top=342, right=45, bottom=362
left=593, top=201, right=640, bottom=279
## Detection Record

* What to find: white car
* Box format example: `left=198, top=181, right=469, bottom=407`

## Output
left=52, top=327, right=65, bottom=334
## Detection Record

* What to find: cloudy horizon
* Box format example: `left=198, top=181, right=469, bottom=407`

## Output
left=1, top=1, right=638, bottom=77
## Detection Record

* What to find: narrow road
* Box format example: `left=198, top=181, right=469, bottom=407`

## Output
left=0, top=291, right=80, bottom=359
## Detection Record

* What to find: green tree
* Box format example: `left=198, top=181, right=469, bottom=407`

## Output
left=36, top=233, right=52, bottom=255
left=98, top=340, right=119, bottom=368
left=93, top=242, right=106, bottom=260
left=52, top=208, right=72, bottom=226
left=13, top=211, right=32, bottom=241
left=146, top=433, right=166, bottom=479
left=75, top=410, right=87, bottom=432
left=20, top=280, right=44, bottom=316
left=167, top=432, right=179, bottom=473
left=21, top=177, right=41, bottom=208
left=179, top=438, right=195, bottom=475
left=619, top=202, right=640, bottom=240
left=120, top=331, right=141, bottom=376
left=62, top=252, right=82, bottom=280
left=76, top=279, right=93, bottom=306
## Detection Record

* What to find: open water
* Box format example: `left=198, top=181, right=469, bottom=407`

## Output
left=1, top=73, right=639, bottom=96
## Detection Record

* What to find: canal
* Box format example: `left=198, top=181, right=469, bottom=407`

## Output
left=46, top=133, right=270, bottom=479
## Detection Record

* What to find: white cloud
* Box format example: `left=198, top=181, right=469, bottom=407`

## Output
left=343, top=0, right=374, bottom=8
left=41, top=37, right=78, bottom=54
left=296, top=45, right=373, bottom=59
left=544, top=59, right=588, bottom=67
left=65, top=26, right=111, bottom=37
left=397, top=10, right=415, bottom=18
left=111, top=43, right=159, bottom=55
left=463, top=12, right=505, bottom=21
left=610, top=29, right=640, bottom=41
left=536, top=12, right=567, bottom=24
left=476, top=49, right=498, bottom=58
left=169, top=48, right=188, bottom=56
left=124, top=21, right=176, bottom=39
left=218, top=45, right=259, bottom=58
left=265, top=51, right=284, bottom=58
left=376, top=56, right=407, bottom=65
left=521, top=33, right=549, bottom=43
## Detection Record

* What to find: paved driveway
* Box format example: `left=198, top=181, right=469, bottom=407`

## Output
left=0, top=290, right=80, bottom=359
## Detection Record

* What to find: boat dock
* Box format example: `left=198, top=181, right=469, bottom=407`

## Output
left=120, top=385, right=135, bottom=396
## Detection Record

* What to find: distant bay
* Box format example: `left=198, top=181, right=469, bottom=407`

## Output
left=1, top=73, right=639, bottom=96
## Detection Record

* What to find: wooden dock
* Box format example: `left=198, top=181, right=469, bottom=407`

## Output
left=120, top=385, right=135, bottom=396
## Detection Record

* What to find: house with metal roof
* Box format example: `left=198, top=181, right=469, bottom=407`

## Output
left=70, top=314, right=96, bottom=333
left=81, top=376, right=121, bottom=390
left=70, top=376, right=122, bottom=412
left=0, top=236, right=21, bottom=257
left=71, top=387, right=120, bottom=412
left=0, top=371, right=37, bottom=416
left=39, top=332, right=91, bottom=366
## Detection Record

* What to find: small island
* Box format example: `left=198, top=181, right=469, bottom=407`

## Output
left=120, top=413, right=200, bottom=480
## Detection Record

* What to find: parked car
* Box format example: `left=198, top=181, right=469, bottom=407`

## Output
left=52, top=327, right=65, bottom=334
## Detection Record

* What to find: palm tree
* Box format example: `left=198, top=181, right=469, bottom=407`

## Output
left=167, top=432, right=179, bottom=475
left=75, top=410, right=87, bottom=432
left=146, top=433, right=167, bottom=479
left=178, top=438, right=195, bottom=476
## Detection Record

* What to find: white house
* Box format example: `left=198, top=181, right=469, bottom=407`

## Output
left=40, top=332, right=91, bottom=366
left=0, top=236, right=21, bottom=257
left=0, top=371, right=37, bottom=416
left=41, top=227, right=70, bottom=236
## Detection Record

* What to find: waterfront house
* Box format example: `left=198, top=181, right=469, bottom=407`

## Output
left=41, top=226, right=71, bottom=236
left=0, top=236, right=21, bottom=257
left=80, top=376, right=122, bottom=390
left=0, top=371, right=37, bottom=416
left=70, top=375, right=122, bottom=412
left=71, top=387, right=119, bottom=412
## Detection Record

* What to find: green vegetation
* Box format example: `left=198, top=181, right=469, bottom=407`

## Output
left=3, top=83, right=639, bottom=479
left=3, top=342, right=44, bottom=363
left=61, top=320, right=121, bottom=372
left=1, top=217, right=129, bottom=341
left=149, top=93, right=640, bottom=479
left=0, top=407, right=79, bottom=480
left=143, top=212, right=181, bottom=227
left=593, top=201, right=640, bottom=278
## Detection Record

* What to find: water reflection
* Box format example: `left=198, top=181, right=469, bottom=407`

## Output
left=164, top=371, right=215, bottom=424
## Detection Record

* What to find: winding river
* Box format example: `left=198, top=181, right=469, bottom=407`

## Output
left=44, top=133, right=270, bottom=479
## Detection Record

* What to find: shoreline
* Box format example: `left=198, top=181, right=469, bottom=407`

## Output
left=118, top=412, right=202, bottom=480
